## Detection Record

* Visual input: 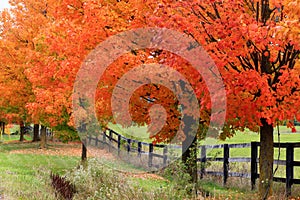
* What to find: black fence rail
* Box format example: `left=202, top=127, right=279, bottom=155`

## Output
left=199, top=142, right=300, bottom=196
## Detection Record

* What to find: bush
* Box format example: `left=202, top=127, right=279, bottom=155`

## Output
left=64, top=158, right=192, bottom=200
left=50, top=172, right=76, bottom=200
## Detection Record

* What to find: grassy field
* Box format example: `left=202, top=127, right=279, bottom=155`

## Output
left=0, top=141, right=81, bottom=199
left=0, top=139, right=179, bottom=199
left=108, top=124, right=300, bottom=198
left=0, top=136, right=266, bottom=199
left=1, top=126, right=300, bottom=199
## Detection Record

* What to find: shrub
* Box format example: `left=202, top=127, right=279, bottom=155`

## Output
left=64, top=158, right=192, bottom=200
left=50, top=172, right=76, bottom=200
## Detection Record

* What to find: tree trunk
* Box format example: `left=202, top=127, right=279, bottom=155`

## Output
left=181, top=115, right=198, bottom=183
left=182, top=135, right=198, bottom=183
left=81, top=139, right=87, bottom=162
left=40, top=125, right=47, bottom=149
left=19, top=122, right=25, bottom=142
left=32, top=124, right=40, bottom=142
left=2, top=122, right=5, bottom=134
left=0, top=122, right=4, bottom=140
left=259, top=118, right=274, bottom=199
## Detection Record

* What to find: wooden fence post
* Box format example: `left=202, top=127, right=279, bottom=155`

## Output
left=103, top=130, right=106, bottom=143
left=200, top=146, right=206, bottom=179
left=108, top=130, right=113, bottom=152
left=286, top=143, right=294, bottom=196
left=127, top=139, right=131, bottom=154
left=138, top=142, right=142, bottom=157
left=117, top=134, right=121, bottom=155
left=163, top=146, right=168, bottom=166
left=223, top=144, right=229, bottom=185
left=251, top=142, right=258, bottom=190
left=88, top=135, right=92, bottom=145
left=148, top=144, right=153, bottom=167
left=95, top=136, right=98, bottom=146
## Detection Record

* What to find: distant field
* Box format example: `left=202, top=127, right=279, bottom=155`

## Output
left=0, top=134, right=32, bottom=142
left=108, top=123, right=300, bottom=144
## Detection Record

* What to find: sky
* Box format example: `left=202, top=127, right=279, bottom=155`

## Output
left=0, top=0, right=10, bottom=11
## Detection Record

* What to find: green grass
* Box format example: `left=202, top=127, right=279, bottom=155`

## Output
left=0, top=141, right=180, bottom=199
left=1, top=124, right=299, bottom=199
left=0, top=134, right=32, bottom=142
left=223, top=127, right=300, bottom=144
left=108, top=123, right=152, bottom=142
left=0, top=144, right=80, bottom=199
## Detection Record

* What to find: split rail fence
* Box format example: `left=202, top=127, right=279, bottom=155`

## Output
left=86, top=129, right=300, bottom=196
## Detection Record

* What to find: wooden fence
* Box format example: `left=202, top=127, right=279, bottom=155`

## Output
left=86, top=129, right=300, bottom=196
left=199, top=142, right=300, bottom=196
left=86, top=129, right=178, bottom=168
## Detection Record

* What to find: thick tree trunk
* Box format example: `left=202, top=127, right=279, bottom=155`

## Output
left=181, top=115, right=198, bottom=183
left=81, top=139, right=87, bottom=162
left=19, top=122, right=25, bottom=142
left=40, top=125, right=47, bottom=149
left=182, top=135, right=198, bottom=183
left=32, top=124, right=40, bottom=142
left=259, top=118, right=274, bottom=199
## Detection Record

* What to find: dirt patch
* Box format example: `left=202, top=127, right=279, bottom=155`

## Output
left=129, top=172, right=167, bottom=181
left=9, top=141, right=114, bottom=160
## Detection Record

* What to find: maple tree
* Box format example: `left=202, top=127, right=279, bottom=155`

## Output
left=143, top=0, right=300, bottom=197
left=0, top=4, right=35, bottom=141
left=0, top=0, right=72, bottom=146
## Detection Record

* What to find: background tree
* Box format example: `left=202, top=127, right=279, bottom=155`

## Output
left=0, top=0, right=78, bottom=146
left=46, top=0, right=217, bottom=181
left=32, top=124, right=40, bottom=142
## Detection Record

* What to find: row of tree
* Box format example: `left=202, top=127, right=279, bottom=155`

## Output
left=0, top=0, right=299, bottom=198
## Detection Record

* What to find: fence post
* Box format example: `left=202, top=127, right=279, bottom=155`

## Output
left=117, top=134, right=121, bottom=155
left=88, top=135, right=92, bottom=145
left=286, top=143, right=294, bottom=197
left=127, top=139, right=131, bottom=154
left=251, top=142, right=258, bottom=190
left=95, top=136, right=98, bottom=147
left=148, top=144, right=153, bottom=167
left=103, top=130, right=106, bottom=143
left=200, top=146, right=206, bottom=179
left=223, top=144, right=229, bottom=185
left=163, top=146, right=168, bottom=166
left=108, top=130, right=113, bottom=152
left=138, top=142, right=142, bottom=157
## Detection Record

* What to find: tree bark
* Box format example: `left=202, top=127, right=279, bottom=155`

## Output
left=32, top=124, right=40, bottom=142
left=81, top=139, right=87, bottom=162
left=40, top=125, right=47, bottom=149
left=182, top=135, right=198, bottom=183
left=259, top=118, right=274, bottom=199
left=181, top=115, right=198, bottom=183
left=2, top=122, right=4, bottom=134
left=19, top=122, right=25, bottom=142
left=0, top=122, right=4, bottom=140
